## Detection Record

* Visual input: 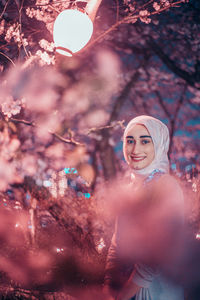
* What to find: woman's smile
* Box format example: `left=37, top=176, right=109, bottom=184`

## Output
left=130, top=155, right=146, bottom=162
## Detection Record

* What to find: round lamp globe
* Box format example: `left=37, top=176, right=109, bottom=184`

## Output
left=53, top=9, right=93, bottom=56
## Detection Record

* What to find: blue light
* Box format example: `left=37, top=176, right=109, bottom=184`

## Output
left=43, top=180, right=52, bottom=187
left=64, top=167, right=78, bottom=174
left=83, top=193, right=91, bottom=199
left=171, top=163, right=176, bottom=170
left=64, top=168, right=70, bottom=174
left=185, top=164, right=196, bottom=172
left=26, top=193, right=31, bottom=200
left=71, top=168, right=78, bottom=174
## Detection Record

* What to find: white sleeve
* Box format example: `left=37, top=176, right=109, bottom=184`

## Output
left=132, top=263, right=158, bottom=288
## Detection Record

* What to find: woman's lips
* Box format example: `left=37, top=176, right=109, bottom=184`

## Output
left=130, top=156, right=146, bottom=162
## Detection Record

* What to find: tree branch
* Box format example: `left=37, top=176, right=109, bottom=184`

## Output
left=0, top=51, right=16, bottom=66
left=84, top=0, right=187, bottom=51
left=146, top=37, right=200, bottom=89
left=154, top=90, right=171, bottom=119
left=49, top=131, right=84, bottom=147
left=87, top=120, right=125, bottom=135
left=174, top=84, right=187, bottom=119
left=0, top=0, right=10, bottom=20
left=18, top=0, right=30, bottom=58
left=109, top=70, right=140, bottom=123
left=9, top=117, right=34, bottom=126
left=168, top=84, right=186, bottom=156
left=9, top=117, right=83, bottom=147
left=155, top=84, right=187, bottom=156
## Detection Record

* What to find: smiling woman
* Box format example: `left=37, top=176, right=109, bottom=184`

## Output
left=103, top=115, right=184, bottom=300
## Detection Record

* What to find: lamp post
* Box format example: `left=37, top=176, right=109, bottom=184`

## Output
left=53, top=0, right=102, bottom=57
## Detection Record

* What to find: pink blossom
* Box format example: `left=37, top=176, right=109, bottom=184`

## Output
left=1, top=98, right=22, bottom=118
left=35, top=50, right=55, bottom=66
left=39, top=39, right=55, bottom=52
left=139, top=10, right=149, bottom=17
left=140, top=17, right=151, bottom=24
left=164, top=0, right=170, bottom=7
left=153, top=2, right=161, bottom=11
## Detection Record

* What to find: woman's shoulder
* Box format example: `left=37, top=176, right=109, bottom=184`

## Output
left=156, top=173, right=182, bottom=190
left=145, top=171, right=180, bottom=190
left=153, top=173, right=184, bottom=206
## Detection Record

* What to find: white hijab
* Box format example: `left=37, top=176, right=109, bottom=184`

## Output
left=123, top=115, right=170, bottom=176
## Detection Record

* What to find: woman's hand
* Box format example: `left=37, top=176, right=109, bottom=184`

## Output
left=102, top=284, right=117, bottom=300
left=116, top=281, right=141, bottom=300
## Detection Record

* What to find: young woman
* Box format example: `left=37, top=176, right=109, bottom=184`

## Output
left=104, top=115, right=184, bottom=300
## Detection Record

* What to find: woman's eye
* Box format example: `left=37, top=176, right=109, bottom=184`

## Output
left=141, top=139, right=150, bottom=145
left=127, top=140, right=134, bottom=144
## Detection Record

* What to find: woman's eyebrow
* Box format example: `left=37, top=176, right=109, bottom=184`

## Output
left=140, top=135, right=152, bottom=138
left=126, top=136, right=134, bottom=139
left=126, top=135, right=152, bottom=139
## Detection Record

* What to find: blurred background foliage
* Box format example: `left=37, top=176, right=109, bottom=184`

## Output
left=0, top=0, right=199, bottom=299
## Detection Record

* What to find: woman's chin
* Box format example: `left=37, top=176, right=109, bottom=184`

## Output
left=129, top=162, right=145, bottom=170
left=129, top=159, right=154, bottom=170
left=133, top=166, right=142, bottom=170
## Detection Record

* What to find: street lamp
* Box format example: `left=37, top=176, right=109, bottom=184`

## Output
left=53, top=0, right=102, bottom=57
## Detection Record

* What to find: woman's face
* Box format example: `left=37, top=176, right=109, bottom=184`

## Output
left=124, top=124, right=155, bottom=170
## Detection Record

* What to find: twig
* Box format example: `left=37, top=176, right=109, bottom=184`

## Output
left=0, top=0, right=10, bottom=20
left=9, top=118, right=34, bottom=126
left=21, top=56, right=37, bottom=70
left=20, top=0, right=30, bottom=58
left=174, top=83, right=187, bottom=119
left=154, top=90, right=171, bottom=119
left=168, top=85, right=186, bottom=157
left=15, top=0, right=30, bottom=58
left=49, top=4, right=61, bottom=14
left=109, top=70, right=140, bottom=123
left=84, top=0, right=186, bottom=51
left=0, top=51, right=16, bottom=66
left=116, top=0, right=119, bottom=23
left=155, top=84, right=187, bottom=156
left=9, top=117, right=83, bottom=146
left=84, top=16, right=129, bottom=51
left=20, top=0, right=72, bottom=9
left=150, top=0, right=186, bottom=16
left=87, top=120, right=125, bottom=135
left=49, top=131, right=85, bottom=146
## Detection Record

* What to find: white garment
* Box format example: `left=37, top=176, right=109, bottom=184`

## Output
left=133, top=263, right=184, bottom=300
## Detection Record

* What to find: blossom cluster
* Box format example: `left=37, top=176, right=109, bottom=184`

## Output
left=5, top=23, right=28, bottom=47
left=1, top=97, right=25, bottom=118
left=35, top=50, right=55, bottom=65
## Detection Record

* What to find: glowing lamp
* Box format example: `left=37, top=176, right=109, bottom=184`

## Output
left=53, top=9, right=93, bottom=57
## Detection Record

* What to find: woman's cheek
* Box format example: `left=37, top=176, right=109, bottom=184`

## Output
left=125, top=146, right=130, bottom=161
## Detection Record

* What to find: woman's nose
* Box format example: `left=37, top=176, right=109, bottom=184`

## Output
left=132, top=142, right=141, bottom=154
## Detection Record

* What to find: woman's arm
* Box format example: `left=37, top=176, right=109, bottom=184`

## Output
left=104, top=227, right=120, bottom=299
left=117, top=262, right=158, bottom=300
left=117, top=278, right=141, bottom=300
left=104, top=218, right=134, bottom=299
